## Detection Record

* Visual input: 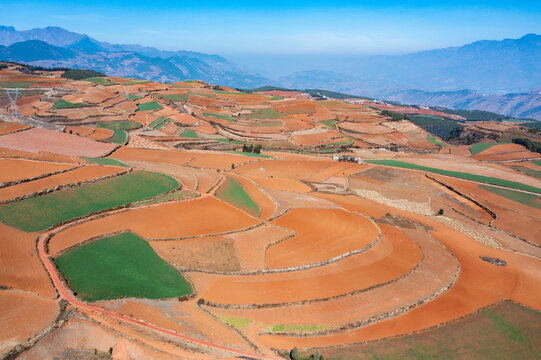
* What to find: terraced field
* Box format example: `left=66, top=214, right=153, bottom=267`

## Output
left=0, top=170, right=178, bottom=231
left=55, top=232, right=192, bottom=302
left=0, top=65, right=540, bottom=360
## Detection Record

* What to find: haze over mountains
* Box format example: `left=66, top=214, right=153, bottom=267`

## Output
left=0, top=25, right=540, bottom=119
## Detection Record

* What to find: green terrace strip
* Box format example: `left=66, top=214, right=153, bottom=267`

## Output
left=181, top=128, right=197, bottom=138
left=269, top=96, right=284, bottom=101
left=83, top=77, right=116, bottom=86
left=137, top=101, right=163, bottom=112
left=135, top=189, right=199, bottom=206
left=470, top=142, right=508, bottom=156
left=243, top=108, right=283, bottom=119
left=121, top=80, right=150, bottom=85
left=149, top=117, right=168, bottom=128
left=52, top=99, right=88, bottom=109
left=322, top=137, right=354, bottom=147
left=217, top=316, right=253, bottom=329
left=202, top=112, right=236, bottom=122
left=215, top=176, right=260, bottom=217
left=320, top=119, right=336, bottom=129
left=532, top=160, right=541, bottom=166
left=266, top=323, right=333, bottom=333
left=214, top=90, right=246, bottom=95
left=101, top=129, right=126, bottom=144
left=0, top=171, right=178, bottom=232
left=479, top=185, right=541, bottom=210
left=225, top=151, right=272, bottom=158
left=126, top=94, right=143, bottom=101
left=81, top=157, right=129, bottom=167
left=366, top=159, right=541, bottom=194
left=215, top=138, right=243, bottom=145
left=427, top=134, right=446, bottom=147
left=511, top=165, right=541, bottom=179
left=55, top=232, right=192, bottom=302
left=155, top=93, right=189, bottom=102
left=155, top=119, right=171, bottom=130
left=0, top=81, right=34, bottom=88
left=97, top=121, right=142, bottom=131
left=315, top=301, right=541, bottom=360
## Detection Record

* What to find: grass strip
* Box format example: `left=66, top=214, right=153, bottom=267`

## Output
left=81, top=157, right=129, bottom=167
left=53, top=99, right=88, bottom=109
left=366, top=159, right=541, bottom=194
left=83, top=77, right=116, bottom=86
left=137, top=101, right=163, bottom=112
left=217, top=316, right=253, bottom=329
left=479, top=185, right=541, bottom=210
left=180, top=128, right=197, bottom=138
left=97, top=121, right=142, bottom=131
left=55, top=232, right=192, bottom=302
left=101, top=129, right=126, bottom=144
left=427, top=134, right=446, bottom=147
left=0, top=171, right=178, bottom=232
left=225, top=151, right=272, bottom=158
left=135, top=189, right=199, bottom=206
left=215, top=176, right=260, bottom=217
left=0, top=81, right=34, bottom=88
left=470, top=142, right=508, bottom=156
left=202, top=112, right=236, bottom=122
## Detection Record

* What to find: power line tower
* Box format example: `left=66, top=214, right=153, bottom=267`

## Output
left=6, top=88, right=19, bottom=117
left=123, top=86, right=130, bottom=100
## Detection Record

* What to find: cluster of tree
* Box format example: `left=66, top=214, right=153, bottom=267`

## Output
left=408, top=115, right=462, bottom=139
left=512, top=137, right=541, bottom=154
left=335, top=155, right=359, bottom=163
left=440, top=108, right=508, bottom=121
left=290, top=347, right=324, bottom=360
left=242, top=143, right=262, bottom=154
left=444, top=127, right=482, bottom=145
left=380, top=110, right=409, bottom=121
left=61, top=69, right=106, bottom=80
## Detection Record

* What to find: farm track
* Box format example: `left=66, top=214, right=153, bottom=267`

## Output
left=36, top=234, right=276, bottom=360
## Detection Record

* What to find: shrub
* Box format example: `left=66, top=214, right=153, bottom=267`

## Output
left=290, top=347, right=299, bottom=360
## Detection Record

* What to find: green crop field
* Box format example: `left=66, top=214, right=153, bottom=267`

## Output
left=52, top=99, right=88, bottom=109
left=269, top=96, right=284, bottom=101
left=149, top=117, right=167, bottom=128
left=135, top=189, right=199, bottom=206
left=55, top=232, right=192, bottom=302
left=266, top=323, right=332, bottom=333
left=427, top=134, right=446, bottom=147
left=0, top=171, right=178, bottom=232
left=242, top=108, right=283, bottom=119
left=83, top=77, right=116, bottom=86
left=81, top=157, right=129, bottom=167
left=322, top=137, right=354, bottom=147
left=215, top=176, right=260, bottom=217
left=126, top=94, right=143, bottom=101
left=310, top=301, right=541, bottom=360
left=366, top=160, right=541, bottom=194
left=98, top=121, right=142, bottom=131
left=155, top=119, right=170, bottom=130
left=121, top=80, right=150, bottom=85
left=320, top=119, right=336, bottom=129
left=218, top=315, right=253, bottom=329
left=215, top=138, right=243, bottom=145
left=101, top=130, right=126, bottom=144
left=202, top=112, right=236, bottom=122
left=512, top=166, right=541, bottom=179
left=155, top=93, right=189, bottom=102
left=225, top=151, right=272, bottom=158
left=470, top=142, right=508, bottom=156
left=0, top=81, right=34, bottom=88
left=479, top=185, right=541, bottom=210
left=137, top=101, right=163, bottom=112
left=181, top=128, right=197, bottom=138
left=214, top=90, right=246, bottom=95
left=532, top=160, right=541, bottom=166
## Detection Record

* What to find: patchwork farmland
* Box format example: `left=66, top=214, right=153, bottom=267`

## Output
left=0, top=63, right=540, bottom=360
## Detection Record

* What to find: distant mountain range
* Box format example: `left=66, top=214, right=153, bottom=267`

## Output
left=0, top=25, right=539, bottom=119
left=384, top=89, right=541, bottom=121
left=0, top=26, right=268, bottom=88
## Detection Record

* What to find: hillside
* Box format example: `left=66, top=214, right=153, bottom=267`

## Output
left=385, top=89, right=541, bottom=121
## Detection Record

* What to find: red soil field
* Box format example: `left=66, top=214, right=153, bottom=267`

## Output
left=305, top=162, right=366, bottom=183
left=196, top=224, right=421, bottom=305
left=0, top=223, right=56, bottom=298
left=64, top=126, right=94, bottom=137
left=111, top=147, right=194, bottom=165
left=0, top=147, right=80, bottom=164
left=0, top=292, right=58, bottom=354
left=233, top=159, right=331, bottom=180
left=0, top=164, right=125, bottom=202
left=246, top=175, right=312, bottom=193
left=0, top=128, right=117, bottom=157
left=186, top=152, right=257, bottom=170
left=211, top=226, right=456, bottom=330
left=312, top=193, right=391, bottom=218
left=0, top=158, right=76, bottom=184
left=230, top=174, right=276, bottom=219
left=267, top=208, right=379, bottom=268
left=49, top=196, right=260, bottom=255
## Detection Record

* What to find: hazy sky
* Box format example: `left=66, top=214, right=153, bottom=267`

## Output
left=1, top=0, right=540, bottom=75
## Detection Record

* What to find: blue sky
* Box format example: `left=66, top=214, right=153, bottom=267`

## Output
left=1, top=1, right=540, bottom=75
